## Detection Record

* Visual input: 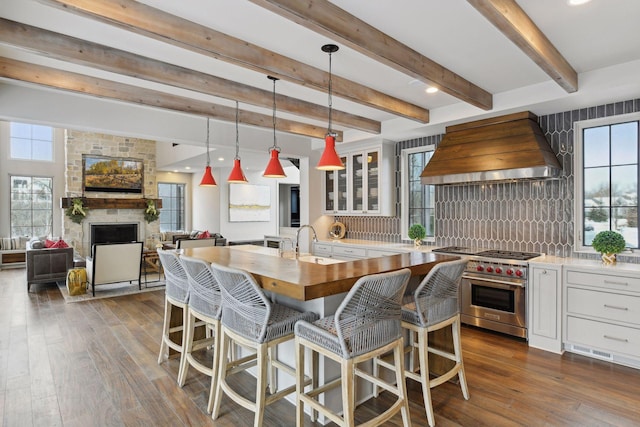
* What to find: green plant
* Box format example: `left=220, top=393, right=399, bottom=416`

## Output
left=591, top=230, right=626, bottom=254
left=65, top=198, right=87, bottom=224
left=408, top=223, right=427, bottom=240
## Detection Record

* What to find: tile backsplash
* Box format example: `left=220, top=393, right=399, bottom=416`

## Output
left=337, top=98, right=640, bottom=261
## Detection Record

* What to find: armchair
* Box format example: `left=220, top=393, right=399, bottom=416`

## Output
left=26, top=246, right=74, bottom=291
left=86, top=242, right=144, bottom=296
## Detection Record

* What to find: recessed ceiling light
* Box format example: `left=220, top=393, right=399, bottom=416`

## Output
left=567, top=0, right=591, bottom=5
left=185, top=166, right=191, bottom=170
left=218, top=157, right=225, bottom=162
left=172, top=170, right=178, bottom=173
left=425, top=86, right=438, bottom=94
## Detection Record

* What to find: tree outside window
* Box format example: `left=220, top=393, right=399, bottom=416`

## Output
left=10, top=176, right=53, bottom=237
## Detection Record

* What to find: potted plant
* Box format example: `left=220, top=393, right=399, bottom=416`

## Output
left=408, top=223, right=427, bottom=247
left=592, top=230, right=626, bottom=264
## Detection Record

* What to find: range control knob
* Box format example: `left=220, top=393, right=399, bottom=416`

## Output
left=515, top=270, right=524, bottom=277
left=506, top=269, right=514, bottom=276
left=476, top=265, right=484, bottom=272
left=485, top=266, right=494, bottom=273
left=495, top=267, right=503, bottom=274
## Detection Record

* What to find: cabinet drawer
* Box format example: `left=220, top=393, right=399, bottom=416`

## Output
left=565, top=270, right=640, bottom=293
left=567, top=287, right=640, bottom=326
left=566, top=316, right=640, bottom=358
left=332, top=246, right=367, bottom=258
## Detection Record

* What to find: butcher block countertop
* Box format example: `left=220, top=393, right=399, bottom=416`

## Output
left=180, top=245, right=458, bottom=301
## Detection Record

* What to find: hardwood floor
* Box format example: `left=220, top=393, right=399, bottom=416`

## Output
left=2, top=267, right=639, bottom=426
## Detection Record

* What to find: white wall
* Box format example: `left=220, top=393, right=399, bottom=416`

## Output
left=0, top=121, right=66, bottom=238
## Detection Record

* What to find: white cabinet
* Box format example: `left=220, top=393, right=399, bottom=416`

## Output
left=528, top=263, right=562, bottom=354
left=563, top=265, right=640, bottom=369
left=322, top=142, right=394, bottom=216
left=312, top=241, right=406, bottom=261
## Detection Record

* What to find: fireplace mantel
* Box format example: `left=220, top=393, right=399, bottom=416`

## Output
left=60, top=198, right=162, bottom=210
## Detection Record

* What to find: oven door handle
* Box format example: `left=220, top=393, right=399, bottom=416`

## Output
left=462, top=274, right=525, bottom=288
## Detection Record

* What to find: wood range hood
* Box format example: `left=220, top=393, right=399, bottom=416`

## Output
left=420, top=111, right=562, bottom=185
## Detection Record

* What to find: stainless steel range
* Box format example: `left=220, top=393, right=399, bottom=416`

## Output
left=432, top=246, right=542, bottom=339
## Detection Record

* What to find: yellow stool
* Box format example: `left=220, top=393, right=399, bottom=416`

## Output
left=66, top=268, right=87, bottom=296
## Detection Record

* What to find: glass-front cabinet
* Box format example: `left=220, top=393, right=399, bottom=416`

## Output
left=322, top=142, right=393, bottom=216
left=350, top=149, right=381, bottom=214
left=323, top=155, right=348, bottom=214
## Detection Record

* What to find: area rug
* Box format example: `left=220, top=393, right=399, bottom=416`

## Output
left=57, top=274, right=165, bottom=303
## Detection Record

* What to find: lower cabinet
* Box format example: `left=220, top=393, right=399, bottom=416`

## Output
left=312, top=241, right=406, bottom=261
left=563, top=265, right=640, bottom=369
left=528, top=263, right=563, bottom=354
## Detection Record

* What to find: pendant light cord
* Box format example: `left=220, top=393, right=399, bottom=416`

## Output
left=270, top=76, right=279, bottom=152
left=205, top=117, right=210, bottom=166
left=327, top=51, right=333, bottom=135
left=234, top=101, right=240, bottom=160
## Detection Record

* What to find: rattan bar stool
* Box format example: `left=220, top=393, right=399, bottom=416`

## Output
left=295, top=268, right=412, bottom=427
left=210, top=262, right=318, bottom=427
left=156, top=250, right=190, bottom=381
left=374, top=258, right=469, bottom=426
left=177, top=256, right=222, bottom=414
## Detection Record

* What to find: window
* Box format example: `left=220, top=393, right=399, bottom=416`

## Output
left=575, top=113, right=640, bottom=250
left=10, top=122, right=54, bottom=161
left=401, top=146, right=435, bottom=240
left=10, top=176, right=53, bottom=238
left=158, top=182, right=185, bottom=232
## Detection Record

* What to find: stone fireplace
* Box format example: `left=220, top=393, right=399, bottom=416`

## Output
left=63, top=130, right=160, bottom=256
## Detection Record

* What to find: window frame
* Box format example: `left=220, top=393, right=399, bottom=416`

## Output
left=158, top=182, right=186, bottom=232
left=9, top=175, right=54, bottom=238
left=401, top=145, right=436, bottom=242
left=573, top=111, right=640, bottom=252
left=9, top=122, right=54, bottom=162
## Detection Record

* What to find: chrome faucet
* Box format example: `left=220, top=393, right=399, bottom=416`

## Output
left=295, top=225, right=318, bottom=257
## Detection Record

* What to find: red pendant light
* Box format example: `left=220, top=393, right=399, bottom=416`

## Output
left=199, top=117, right=217, bottom=186
left=228, top=101, right=248, bottom=183
left=317, top=44, right=345, bottom=171
left=263, top=76, right=287, bottom=178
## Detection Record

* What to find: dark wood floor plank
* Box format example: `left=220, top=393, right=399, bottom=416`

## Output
left=3, top=267, right=640, bottom=426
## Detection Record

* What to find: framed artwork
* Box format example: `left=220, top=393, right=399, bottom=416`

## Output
left=229, top=184, right=271, bottom=222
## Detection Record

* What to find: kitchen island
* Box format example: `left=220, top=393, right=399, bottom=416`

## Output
left=176, top=244, right=459, bottom=419
left=179, top=244, right=458, bottom=301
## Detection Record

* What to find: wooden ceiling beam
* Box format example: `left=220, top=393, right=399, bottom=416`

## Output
left=36, top=0, right=429, bottom=123
left=0, top=57, right=342, bottom=141
left=467, top=0, right=578, bottom=93
left=0, top=18, right=379, bottom=134
left=250, top=0, right=493, bottom=111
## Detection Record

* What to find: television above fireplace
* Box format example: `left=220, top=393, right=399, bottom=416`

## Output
left=90, top=223, right=139, bottom=247
left=83, top=154, right=143, bottom=194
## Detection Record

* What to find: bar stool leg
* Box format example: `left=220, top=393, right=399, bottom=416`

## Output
left=255, top=343, right=268, bottom=427
left=342, top=358, right=356, bottom=427
left=206, top=320, right=222, bottom=414
left=417, top=327, right=435, bottom=427
left=295, top=337, right=305, bottom=427
left=177, top=309, right=195, bottom=386
left=394, top=339, right=411, bottom=427
left=453, top=317, right=470, bottom=399
left=157, top=296, right=171, bottom=363
left=212, top=330, right=230, bottom=421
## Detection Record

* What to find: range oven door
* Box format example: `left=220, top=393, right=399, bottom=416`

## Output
left=460, top=273, right=527, bottom=338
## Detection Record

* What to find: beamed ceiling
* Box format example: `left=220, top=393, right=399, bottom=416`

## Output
left=0, top=0, right=639, bottom=171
